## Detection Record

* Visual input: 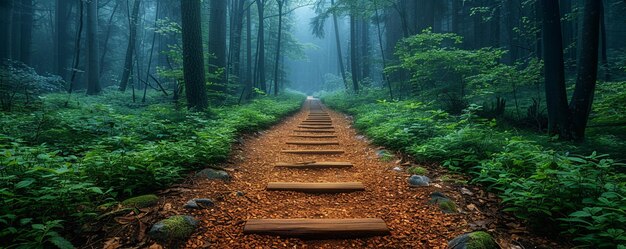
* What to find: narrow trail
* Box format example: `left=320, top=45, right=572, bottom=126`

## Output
left=170, top=97, right=476, bottom=249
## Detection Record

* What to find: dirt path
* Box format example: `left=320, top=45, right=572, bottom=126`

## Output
left=146, top=98, right=562, bottom=249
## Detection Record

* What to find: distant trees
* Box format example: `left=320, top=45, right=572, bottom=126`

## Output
left=180, top=0, right=208, bottom=109
left=0, top=0, right=12, bottom=62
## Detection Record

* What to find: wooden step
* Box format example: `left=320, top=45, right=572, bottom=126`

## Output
left=306, top=118, right=332, bottom=121
left=293, top=129, right=335, bottom=133
left=309, top=114, right=329, bottom=116
left=281, top=149, right=344, bottom=154
left=243, top=218, right=389, bottom=238
left=275, top=161, right=352, bottom=168
left=266, top=182, right=364, bottom=193
left=302, top=120, right=333, bottom=123
left=298, top=125, right=334, bottom=129
left=300, top=122, right=333, bottom=126
left=286, top=140, right=339, bottom=145
left=289, top=134, right=337, bottom=138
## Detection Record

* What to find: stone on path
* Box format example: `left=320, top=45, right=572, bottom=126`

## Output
left=447, top=231, right=500, bottom=249
left=149, top=215, right=198, bottom=241
left=195, top=168, right=230, bottom=181
left=183, top=198, right=215, bottom=209
left=429, top=192, right=458, bottom=213
left=408, top=175, right=430, bottom=187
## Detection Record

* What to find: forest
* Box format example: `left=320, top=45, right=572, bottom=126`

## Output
left=0, top=0, right=625, bottom=248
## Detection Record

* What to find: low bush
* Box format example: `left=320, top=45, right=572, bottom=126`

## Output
left=0, top=90, right=304, bottom=248
left=322, top=90, right=625, bottom=248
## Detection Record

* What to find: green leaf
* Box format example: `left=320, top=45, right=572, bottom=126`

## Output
left=15, top=179, right=35, bottom=189
left=569, top=211, right=592, bottom=217
left=87, top=187, right=103, bottom=194
left=48, top=236, right=75, bottom=249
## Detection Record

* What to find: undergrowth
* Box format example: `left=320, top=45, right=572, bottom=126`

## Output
left=322, top=89, right=626, bottom=248
left=0, top=90, right=304, bottom=248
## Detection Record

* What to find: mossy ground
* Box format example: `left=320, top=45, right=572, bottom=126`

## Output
left=121, top=194, right=159, bottom=208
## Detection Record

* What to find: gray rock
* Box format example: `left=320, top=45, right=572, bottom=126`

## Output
left=183, top=198, right=215, bottom=209
left=195, top=168, right=230, bottom=181
left=460, top=187, right=474, bottom=196
left=447, top=231, right=500, bottom=249
left=235, top=191, right=245, bottom=196
left=392, top=166, right=403, bottom=172
left=429, top=192, right=457, bottom=213
left=408, top=175, right=430, bottom=187
left=149, top=215, right=198, bottom=241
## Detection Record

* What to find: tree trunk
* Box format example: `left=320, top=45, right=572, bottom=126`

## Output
left=99, top=0, right=119, bottom=75
left=209, top=0, right=227, bottom=95
left=330, top=0, right=347, bottom=89
left=119, top=0, right=141, bottom=92
left=360, top=20, right=369, bottom=80
left=180, top=0, right=208, bottom=110
left=542, top=0, right=570, bottom=137
left=245, top=1, right=252, bottom=98
left=273, top=0, right=284, bottom=96
left=350, top=14, right=359, bottom=93
left=231, top=0, right=245, bottom=84
left=256, top=0, right=266, bottom=93
left=569, top=0, right=601, bottom=140
left=55, top=0, right=69, bottom=79
left=86, top=0, right=101, bottom=95
left=0, top=0, right=13, bottom=62
left=10, top=0, right=20, bottom=61
left=18, top=0, right=32, bottom=64
left=374, top=4, right=392, bottom=99
left=599, top=0, right=610, bottom=81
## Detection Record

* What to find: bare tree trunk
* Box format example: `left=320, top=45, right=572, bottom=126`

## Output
left=55, top=0, right=69, bottom=79
left=119, top=0, right=141, bottom=92
left=86, top=0, right=101, bottom=95
left=99, top=0, right=119, bottom=75
left=374, top=5, right=392, bottom=99
left=256, top=0, right=266, bottom=93
left=209, top=0, right=227, bottom=96
left=180, top=0, right=208, bottom=109
left=569, top=0, right=601, bottom=140
left=0, top=0, right=13, bottom=62
left=350, top=13, right=359, bottom=93
left=273, top=0, right=284, bottom=96
left=330, top=0, right=347, bottom=90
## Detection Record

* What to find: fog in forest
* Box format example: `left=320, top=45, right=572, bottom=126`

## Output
left=2, top=1, right=626, bottom=248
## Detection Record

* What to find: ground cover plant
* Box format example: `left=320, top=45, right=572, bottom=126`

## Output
left=322, top=89, right=626, bottom=248
left=0, top=90, right=304, bottom=248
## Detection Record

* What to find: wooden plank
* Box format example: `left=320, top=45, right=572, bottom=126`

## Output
left=281, top=149, right=344, bottom=154
left=275, top=161, right=352, bottom=168
left=266, top=182, right=364, bottom=193
left=302, top=120, right=332, bottom=123
left=300, top=122, right=333, bottom=125
left=305, top=118, right=332, bottom=121
left=289, top=135, right=337, bottom=138
left=285, top=140, right=339, bottom=145
left=293, top=129, right=335, bottom=133
left=298, top=125, right=334, bottom=129
left=243, top=218, right=389, bottom=238
left=309, top=113, right=329, bottom=116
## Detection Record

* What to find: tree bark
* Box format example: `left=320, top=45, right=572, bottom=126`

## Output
left=599, top=0, right=609, bottom=81
left=350, top=13, right=359, bottom=93
left=19, top=0, right=32, bottom=64
left=209, top=0, right=227, bottom=95
left=256, top=0, right=266, bottom=93
left=119, top=0, right=141, bottom=92
left=55, top=0, right=69, bottom=79
left=330, top=0, right=347, bottom=90
left=273, top=0, right=284, bottom=96
left=569, top=0, right=601, bottom=140
left=86, top=0, right=101, bottom=95
left=542, top=0, right=570, bottom=137
left=180, top=0, right=208, bottom=109
left=0, top=0, right=13, bottom=62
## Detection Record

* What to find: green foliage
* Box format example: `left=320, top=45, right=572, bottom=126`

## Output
left=322, top=90, right=625, bottom=248
left=0, top=60, right=65, bottom=112
left=407, top=166, right=428, bottom=175
left=0, top=90, right=304, bottom=247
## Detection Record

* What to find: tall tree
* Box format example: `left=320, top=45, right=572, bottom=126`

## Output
left=180, top=0, right=208, bottom=109
left=208, top=0, right=227, bottom=95
left=256, top=0, right=266, bottom=92
left=119, top=0, right=141, bottom=92
left=0, top=0, right=13, bottom=62
left=19, top=0, right=33, bottom=64
left=273, top=0, right=285, bottom=96
left=349, top=12, right=359, bottom=92
left=542, top=0, right=569, bottom=137
left=569, top=0, right=601, bottom=140
left=55, top=0, right=70, bottom=79
left=330, top=0, right=347, bottom=89
left=86, top=0, right=101, bottom=95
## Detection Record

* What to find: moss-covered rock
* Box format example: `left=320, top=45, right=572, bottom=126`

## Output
left=429, top=192, right=458, bottom=213
left=447, top=231, right=500, bottom=249
left=407, top=166, right=429, bottom=175
left=149, top=215, right=198, bottom=241
left=121, top=194, right=159, bottom=208
left=195, top=168, right=230, bottom=181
